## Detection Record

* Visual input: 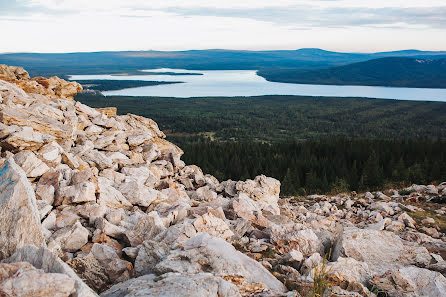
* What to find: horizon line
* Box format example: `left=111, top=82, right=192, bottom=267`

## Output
left=2, top=48, right=446, bottom=55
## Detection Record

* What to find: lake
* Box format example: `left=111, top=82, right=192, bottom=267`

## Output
left=69, top=68, right=446, bottom=102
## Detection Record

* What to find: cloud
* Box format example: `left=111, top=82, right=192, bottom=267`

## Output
left=165, top=6, right=446, bottom=29
left=1, top=0, right=446, bottom=53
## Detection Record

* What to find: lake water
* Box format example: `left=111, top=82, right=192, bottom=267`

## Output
left=69, top=68, right=446, bottom=102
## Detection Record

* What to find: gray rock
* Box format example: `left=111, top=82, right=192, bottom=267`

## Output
left=48, top=221, right=89, bottom=253
left=134, top=240, right=170, bottom=276
left=371, top=266, right=446, bottom=297
left=100, top=272, right=241, bottom=297
left=0, top=262, right=76, bottom=297
left=155, top=233, right=286, bottom=293
left=0, top=158, right=45, bottom=260
left=4, top=245, right=97, bottom=297
left=13, top=150, right=50, bottom=178
left=333, top=227, right=431, bottom=274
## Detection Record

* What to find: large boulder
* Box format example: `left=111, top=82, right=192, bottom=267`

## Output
left=269, top=223, right=324, bottom=256
left=4, top=245, right=97, bottom=297
left=0, top=158, right=45, bottom=260
left=0, top=262, right=76, bottom=297
left=235, top=175, right=281, bottom=215
left=333, top=227, right=432, bottom=274
left=154, top=233, right=286, bottom=293
left=100, top=272, right=241, bottom=297
left=370, top=266, right=446, bottom=297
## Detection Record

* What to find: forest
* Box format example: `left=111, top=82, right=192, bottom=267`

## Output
left=180, top=139, right=446, bottom=196
left=75, top=80, right=179, bottom=91
left=259, top=57, right=446, bottom=88
left=76, top=93, right=446, bottom=141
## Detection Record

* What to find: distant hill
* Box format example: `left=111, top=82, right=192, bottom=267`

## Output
left=1, top=49, right=446, bottom=78
left=259, top=57, right=446, bottom=88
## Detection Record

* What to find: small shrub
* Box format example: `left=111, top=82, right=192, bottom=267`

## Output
left=399, top=189, right=415, bottom=195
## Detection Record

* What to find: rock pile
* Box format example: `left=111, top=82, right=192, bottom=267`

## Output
left=0, top=65, right=446, bottom=297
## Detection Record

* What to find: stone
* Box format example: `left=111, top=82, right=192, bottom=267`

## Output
left=422, top=217, right=436, bottom=225
left=426, top=185, right=439, bottom=195
left=4, top=245, right=97, bottom=297
left=327, top=257, right=371, bottom=290
left=76, top=101, right=101, bottom=118
left=48, top=221, right=89, bottom=253
left=36, top=200, right=53, bottom=220
left=333, top=227, right=431, bottom=274
left=154, top=234, right=286, bottom=293
left=284, top=249, right=304, bottom=264
left=95, top=218, right=126, bottom=240
left=83, top=150, right=114, bottom=170
left=38, top=141, right=63, bottom=162
left=13, top=150, right=50, bottom=178
left=398, top=212, right=417, bottom=229
left=0, top=64, right=30, bottom=81
left=235, top=175, right=281, bottom=215
left=232, top=193, right=270, bottom=228
left=0, top=262, right=76, bottom=297
left=0, top=158, right=44, bottom=260
left=0, top=105, right=74, bottom=139
left=61, top=182, right=96, bottom=204
left=105, top=258, right=133, bottom=283
left=369, top=201, right=394, bottom=215
left=153, top=221, right=197, bottom=249
left=35, top=183, right=55, bottom=204
left=370, top=266, right=446, bottom=297
left=97, top=177, right=132, bottom=209
left=67, top=254, right=109, bottom=293
left=62, top=151, right=80, bottom=169
left=192, top=212, right=234, bottom=241
left=269, top=223, right=323, bottom=256
left=127, top=212, right=166, bottom=247
left=302, top=253, right=323, bottom=273
left=134, top=240, right=170, bottom=276
left=2, top=126, right=54, bottom=151
left=118, top=181, right=159, bottom=207
left=191, top=185, right=218, bottom=201
left=101, top=272, right=241, bottom=297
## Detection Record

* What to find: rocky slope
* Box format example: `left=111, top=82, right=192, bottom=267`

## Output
left=0, top=64, right=446, bottom=297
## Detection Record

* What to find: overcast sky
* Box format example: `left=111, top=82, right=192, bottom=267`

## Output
left=1, top=0, right=446, bottom=53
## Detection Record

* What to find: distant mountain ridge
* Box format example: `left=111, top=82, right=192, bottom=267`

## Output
left=259, top=57, right=446, bottom=88
left=1, top=48, right=446, bottom=78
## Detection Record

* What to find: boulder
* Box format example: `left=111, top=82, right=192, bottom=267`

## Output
left=333, top=227, right=431, bottom=274
left=1, top=126, right=54, bottom=151
left=370, top=266, right=446, bottom=297
left=326, top=257, right=371, bottom=295
left=127, top=212, right=166, bottom=247
left=235, top=175, right=281, bottom=215
left=13, top=150, right=50, bottom=178
left=269, top=223, right=323, bottom=256
left=100, top=272, right=241, bottom=297
left=61, top=182, right=96, bottom=204
left=48, top=221, right=89, bottom=253
left=0, top=262, right=76, bottom=297
left=154, top=233, right=286, bottom=293
left=4, top=245, right=97, bottom=297
left=192, top=212, right=234, bottom=241
left=0, top=105, right=74, bottom=139
left=67, top=254, right=109, bottom=293
left=0, top=158, right=44, bottom=260
left=134, top=240, right=170, bottom=276
left=118, top=181, right=159, bottom=207
left=97, top=177, right=132, bottom=209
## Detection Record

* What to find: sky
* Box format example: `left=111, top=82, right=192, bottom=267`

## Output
left=1, top=0, right=446, bottom=53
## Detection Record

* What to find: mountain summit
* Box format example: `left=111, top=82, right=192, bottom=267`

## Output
left=0, top=65, right=445, bottom=296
